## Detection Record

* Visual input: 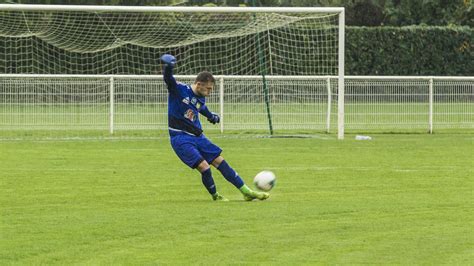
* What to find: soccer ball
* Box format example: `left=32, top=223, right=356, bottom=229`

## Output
left=253, top=171, right=276, bottom=191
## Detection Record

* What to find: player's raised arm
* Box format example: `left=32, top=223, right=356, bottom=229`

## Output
left=160, top=54, right=178, bottom=92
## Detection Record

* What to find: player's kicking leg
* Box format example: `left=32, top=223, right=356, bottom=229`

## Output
left=239, top=185, right=270, bottom=201
left=211, top=156, right=269, bottom=201
left=171, top=134, right=228, bottom=201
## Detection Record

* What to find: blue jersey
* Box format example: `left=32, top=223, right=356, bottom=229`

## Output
left=163, top=65, right=213, bottom=136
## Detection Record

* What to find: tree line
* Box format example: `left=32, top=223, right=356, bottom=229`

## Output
left=1, top=0, right=472, bottom=26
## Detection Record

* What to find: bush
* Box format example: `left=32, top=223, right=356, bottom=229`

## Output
left=346, top=26, right=473, bottom=76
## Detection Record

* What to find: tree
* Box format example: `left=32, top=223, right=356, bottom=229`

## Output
left=380, top=0, right=472, bottom=26
left=2, top=0, right=470, bottom=26
left=345, top=0, right=385, bottom=26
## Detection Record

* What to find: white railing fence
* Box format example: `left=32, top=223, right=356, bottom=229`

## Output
left=0, top=75, right=472, bottom=138
left=344, top=76, right=473, bottom=133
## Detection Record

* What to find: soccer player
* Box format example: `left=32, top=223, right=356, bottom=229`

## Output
left=160, top=54, right=269, bottom=201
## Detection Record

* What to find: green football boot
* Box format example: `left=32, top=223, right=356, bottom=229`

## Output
left=239, top=185, right=270, bottom=201
left=212, top=192, right=229, bottom=202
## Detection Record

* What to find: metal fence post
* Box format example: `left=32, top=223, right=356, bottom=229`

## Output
left=220, top=76, right=224, bottom=133
left=326, top=77, right=332, bottom=133
left=109, top=76, right=114, bottom=134
left=429, top=77, right=433, bottom=134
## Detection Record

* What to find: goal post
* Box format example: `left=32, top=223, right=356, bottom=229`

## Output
left=0, top=4, right=345, bottom=138
left=338, top=9, right=345, bottom=140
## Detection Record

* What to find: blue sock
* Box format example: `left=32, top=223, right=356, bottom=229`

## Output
left=217, top=160, right=244, bottom=189
left=201, top=168, right=217, bottom=195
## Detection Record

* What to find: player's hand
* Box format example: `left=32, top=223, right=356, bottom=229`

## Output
left=207, top=113, right=220, bottom=124
left=160, top=54, right=176, bottom=67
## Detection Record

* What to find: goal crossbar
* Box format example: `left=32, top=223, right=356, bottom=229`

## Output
left=0, top=4, right=344, bottom=13
left=1, top=74, right=471, bottom=81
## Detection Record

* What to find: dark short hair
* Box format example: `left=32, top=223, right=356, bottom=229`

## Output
left=195, top=71, right=215, bottom=84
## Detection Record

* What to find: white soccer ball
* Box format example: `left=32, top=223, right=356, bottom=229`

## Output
left=253, top=170, right=276, bottom=191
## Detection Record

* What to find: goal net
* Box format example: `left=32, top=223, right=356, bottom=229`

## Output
left=0, top=5, right=345, bottom=139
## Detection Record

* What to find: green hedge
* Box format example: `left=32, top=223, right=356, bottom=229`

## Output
left=346, top=26, right=473, bottom=76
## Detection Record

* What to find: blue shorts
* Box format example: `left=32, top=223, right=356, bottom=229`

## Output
left=170, top=133, right=222, bottom=169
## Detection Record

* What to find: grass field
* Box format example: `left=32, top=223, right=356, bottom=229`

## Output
left=1, top=133, right=473, bottom=264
